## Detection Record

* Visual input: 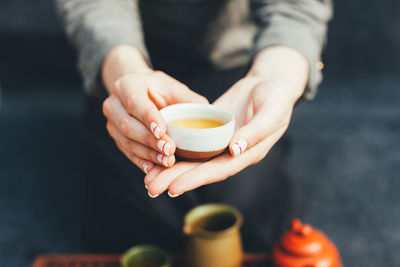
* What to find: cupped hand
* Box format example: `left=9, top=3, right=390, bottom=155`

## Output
left=102, top=70, right=208, bottom=174
left=144, top=75, right=303, bottom=198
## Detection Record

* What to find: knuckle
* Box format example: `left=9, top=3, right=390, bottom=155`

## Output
left=276, top=118, right=290, bottom=132
left=254, top=157, right=263, bottom=165
left=118, top=75, right=136, bottom=94
left=125, top=97, right=136, bottom=114
left=115, top=76, right=130, bottom=95
left=124, top=74, right=139, bottom=85
left=118, top=119, right=130, bottom=136
left=119, top=74, right=131, bottom=85
left=283, top=117, right=291, bottom=128
left=274, top=113, right=286, bottom=125
left=143, top=108, right=155, bottom=121
left=113, top=79, right=121, bottom=92
left=255, top=152, right=267, bottom=165
left=177, top=82, right=189, bottom=91
left=102, top=98, right=111, bottom=117
left=199, top=95, right=209, bottom=103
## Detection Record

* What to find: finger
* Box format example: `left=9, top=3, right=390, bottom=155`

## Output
left=167, top=153, right=246, bottom=196
left=229, top=105, right=292, bottom=157
left=144, top=165, right=165, bottom=188
left=115, top=141, right=155, bottom=175
left=114, top=76, right=167, bottom=139
left=103, top=95, right=176, bottom=156
left=107, top=122, right=175, bottom=167
left=150, top=71, right=209, bottom=105
left=169, top=127, right=287, bottom=195
left=146, top=161, right=201, bottom=198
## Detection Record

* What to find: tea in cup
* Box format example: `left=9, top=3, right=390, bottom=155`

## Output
left=160, top=103, right=235, bottom=161
left=168, top=118, right=225, bottom=129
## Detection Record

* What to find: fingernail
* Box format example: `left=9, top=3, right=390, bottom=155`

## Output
left=168, top=191, right=180, bottom=198
left=145, top=184, right=148, bottom=189
left=157, top=140, right=170, bottom=156
left=143, top=163, right=149, bottom=174
left=148, top=191, right=159, bottom=198
left=232, top=143, right=241, bottom=156
left=232, top=138, right=247, bottom=156
left=157, top=154, right=169, bottom=167
left=237, top=138, right=248, bottom=152
left=150, top=122, right=160, bottom=139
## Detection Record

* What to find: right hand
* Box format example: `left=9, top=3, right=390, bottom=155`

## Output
left=102, top=70, right=208, bottom=174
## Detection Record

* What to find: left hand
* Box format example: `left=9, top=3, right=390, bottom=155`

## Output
left=144, top=75, right=303, bottom=198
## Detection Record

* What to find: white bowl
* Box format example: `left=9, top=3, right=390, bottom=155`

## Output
left=160, top=103, right=235, bottom=160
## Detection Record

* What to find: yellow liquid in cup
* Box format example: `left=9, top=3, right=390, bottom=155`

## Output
left=169, top=118, right=225, bottom=129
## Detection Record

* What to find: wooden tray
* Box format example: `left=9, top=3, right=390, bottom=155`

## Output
left=32, top=253, right=270, bottom=267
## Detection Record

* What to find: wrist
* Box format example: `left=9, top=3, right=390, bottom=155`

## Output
left=102, top=44, right=152, bottom=94
left=247, top=46, right=309, bottom=101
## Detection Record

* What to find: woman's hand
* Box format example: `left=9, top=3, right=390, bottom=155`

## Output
left=101, top=45, right=208, bottom=174
left=143, top=46, right=309, bottom=198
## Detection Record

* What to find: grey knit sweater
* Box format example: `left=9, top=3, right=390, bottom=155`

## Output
left=56, top=0, right=332, bottom=100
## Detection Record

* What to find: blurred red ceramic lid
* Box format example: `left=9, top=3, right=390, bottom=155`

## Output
left=272, top=218, right=343, bottom=267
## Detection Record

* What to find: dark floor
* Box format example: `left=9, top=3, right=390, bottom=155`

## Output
left=0, top=73, right=399, bottom=267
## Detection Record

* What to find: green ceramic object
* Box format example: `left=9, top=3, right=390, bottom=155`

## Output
left=184, top=203, right=244, bottom=267
left=120, top=245, right=172, bottom=267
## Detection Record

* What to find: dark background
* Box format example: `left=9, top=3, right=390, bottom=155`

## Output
left=1, top=0, right=399, bottom=266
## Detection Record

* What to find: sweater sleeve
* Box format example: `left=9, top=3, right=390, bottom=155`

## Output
left=55, top=0, right=150, bottom=95
left=250, top=0, right=333, bottom=100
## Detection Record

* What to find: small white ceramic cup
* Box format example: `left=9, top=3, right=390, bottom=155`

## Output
left=160, top=103, right=235, bottom=160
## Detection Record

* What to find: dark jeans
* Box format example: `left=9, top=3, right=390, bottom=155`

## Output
left=80, top=67, right=303, bottom=253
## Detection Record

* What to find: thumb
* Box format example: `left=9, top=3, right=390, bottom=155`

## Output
left=115, top=76, right=168, bottom=139
left=229, top=106, right=290, bottom=157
